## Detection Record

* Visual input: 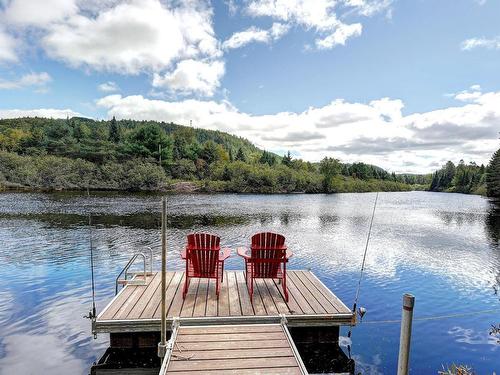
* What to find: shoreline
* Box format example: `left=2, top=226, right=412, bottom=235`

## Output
left=0, top=180, right=485, bottom=196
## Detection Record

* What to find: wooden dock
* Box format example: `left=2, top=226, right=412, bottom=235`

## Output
left=95, top=270, right=354, bottom=333
left=159, top=324, right=307, bottom=375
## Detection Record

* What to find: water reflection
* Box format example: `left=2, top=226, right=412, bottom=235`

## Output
left=0, top=191, right=499, bottom=374
left=486, top=200, right=500, bottom=247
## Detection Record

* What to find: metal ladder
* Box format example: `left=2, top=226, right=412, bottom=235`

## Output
left=115, top=246, right=154, bottom=294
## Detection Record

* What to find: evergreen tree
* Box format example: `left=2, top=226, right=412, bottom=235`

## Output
left=201, top=140, right=218, bottom=164
left=109, top=116, right=120, bottom=143
left=235, top=147, right=246, bottom=162
left=282, top=151, right=292, bottom=167
left=259, top=150, right=276, bottom=166
left=486, top=148, right=500, bottom=198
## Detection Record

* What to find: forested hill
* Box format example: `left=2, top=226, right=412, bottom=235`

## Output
left=0, top=116, right=260, bottom=163
left=0, top=116, right=418, bottom=193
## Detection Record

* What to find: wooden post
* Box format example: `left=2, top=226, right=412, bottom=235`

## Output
left=397, top=293, right=415, bottom=375
left=158, top=197, right=167, bottom=357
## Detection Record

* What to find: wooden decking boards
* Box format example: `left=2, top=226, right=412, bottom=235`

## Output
left=160, top=324, right=307, bottom=375
left=95, top=270, right=355, bottom=333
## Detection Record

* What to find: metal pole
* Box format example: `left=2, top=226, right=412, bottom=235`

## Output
left=158, top=197, right=167, bottom=357
left=397, top=293, right=415, bottom=375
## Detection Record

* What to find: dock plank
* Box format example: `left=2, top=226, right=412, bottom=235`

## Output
left=99, top=285, right=136, bottom=320
left=193, top=279, right=208, bottom=317
left=272, top=278, right=303, bottom=315
left=170, top=347, right=295, bottom=361
left=227, top=271, right=242, bottom=316
left=287, top=271, right=327, bottom=314
left=176, top=332, right=285, bottom=343
left=95, top=270, right=354, bottom=332
left=264, top=278, right=290, bottom=314
left=141, top=272, right=174, bottom=319
left=181, top=325, right=282, bottom=335
left=167, top=357, right=298, bottom=372
left=235, top=271, right=254, bottom=316
left=255, top=279, right=278, bottom=315
left=174, top=339, right=290, bottom=351
left=165, top=324, right=305, bottom=374
left=180, top=278, right=200, bottom=317
left=294, top=271, right=338, bottom=314
left=164, top=272, right=185, bottom=318
left=205, top=279, right=218, bottom=316
left=283, top=273, right=315, bottom=315
left=301, top=271, right=351, bottom=314
left=128, top=272, right=162, bottom=319
left=168, top=368, right=302, bottom=375
left=217, top=271, right=230, bottom=316
left=249, top=278, right=268, bottom=316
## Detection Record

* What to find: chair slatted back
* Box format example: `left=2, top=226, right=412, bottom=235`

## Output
left=250, top=232, right=286, bottom=278
left=186, top=233, right=220, bottom=277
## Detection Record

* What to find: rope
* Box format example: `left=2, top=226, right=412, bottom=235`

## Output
left=360, top=308, right=499, bottom=325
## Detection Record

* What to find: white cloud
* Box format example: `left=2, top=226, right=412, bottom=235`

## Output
left=98, top=81, right=119, bottom=92
left=223, top=27, right=270, bottom=50
left=40, top=0, right=220, bottom=74
left=453, top=85, right=483, bottom=102
left=0, top=72, right=52, bottom=89
left=152, top=59, right=225, bottom=97
left=247, top=0, right=339, bottom=30
left=0, top=0, right=224, bottom=96
left=0, top=108, right=80, bottom=118
left=0, top=0, right=221, bottom=80
left=3, top=0, right=77, bottom=26
left=96, top=86, right=500, bottom=173
left=0, top=27, right=17, bottom=62
left=343, top=0, right=394, bottom=17
left=461, top=36, right=500, bottom=51
left=246, top=0, right=365, bottom=49
left=223, top=22, right=290, bottom=50
left=315, top=22, right=362, bottom=49
left=225, top=0, right=238, bottom=16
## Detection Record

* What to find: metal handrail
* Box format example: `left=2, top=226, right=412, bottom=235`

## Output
left=145, top=246, right=153, bottom=274
left=115, top=252, right=147, bottom=295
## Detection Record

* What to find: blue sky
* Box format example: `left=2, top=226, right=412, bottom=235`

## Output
left=0, top=0, right=499, bottom=173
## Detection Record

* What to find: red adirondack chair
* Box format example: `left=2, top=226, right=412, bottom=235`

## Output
left=181, top=233, right=230, bottom=299
left=237, top=232, right=293, bottom=302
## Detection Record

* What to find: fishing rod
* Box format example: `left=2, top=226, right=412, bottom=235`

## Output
left=84, top=190, right=97, bottom=339
left=347, top=192, right=379, bottom=358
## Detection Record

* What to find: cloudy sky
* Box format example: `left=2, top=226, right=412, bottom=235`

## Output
left=0, top=0, right=499, bottom=173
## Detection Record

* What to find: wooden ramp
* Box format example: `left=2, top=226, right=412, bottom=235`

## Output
left=95, top=270, right=355, bottom=333
left=159, top=324, right=307, bottom=375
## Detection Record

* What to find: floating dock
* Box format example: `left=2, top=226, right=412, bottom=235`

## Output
left=159, top=324, right=307, bottom=374
left=95, top=270, right=354, bottom=333
left=93, top=269, right=355, bottom=374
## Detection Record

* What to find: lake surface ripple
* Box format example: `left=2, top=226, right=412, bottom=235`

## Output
left=0, top=191, right=498, bottom=374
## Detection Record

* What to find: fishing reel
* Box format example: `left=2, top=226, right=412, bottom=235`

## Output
left=83, top=308, right=98, bottom=339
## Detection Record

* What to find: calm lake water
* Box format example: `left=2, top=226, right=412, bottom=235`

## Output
left=0, top=191, right=498, bottom=374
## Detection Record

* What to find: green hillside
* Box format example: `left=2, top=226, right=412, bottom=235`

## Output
left=0, top=116, right=414, bottom=193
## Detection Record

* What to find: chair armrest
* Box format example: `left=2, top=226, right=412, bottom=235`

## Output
left=286, top=250, right=293, bottom=259
left=237, top=247, right=250, bottom=259
left=219, top=248, right=231, bottom=261
left=180, top=249, right=187, bottom=259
